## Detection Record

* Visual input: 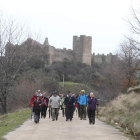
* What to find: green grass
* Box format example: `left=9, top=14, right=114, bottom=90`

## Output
left=59, top=81, right=84, bottom=86
left=0, top=109, right=30, bottom=139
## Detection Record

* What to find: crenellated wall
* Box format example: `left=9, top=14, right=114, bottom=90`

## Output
left=5, top=36, right=117, bottom=67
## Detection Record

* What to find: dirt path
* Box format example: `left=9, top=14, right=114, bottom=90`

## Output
left=3, top=112, right=129, bottom=140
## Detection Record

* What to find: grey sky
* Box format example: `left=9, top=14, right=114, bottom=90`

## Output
left=0, top=0, right=139, bottom=54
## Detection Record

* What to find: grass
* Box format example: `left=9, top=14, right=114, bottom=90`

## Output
left=0, top=108, right=30, bottom=139
left=99, top=92, right=140, bottom=140
left=59, top=81, right=84, bottom=86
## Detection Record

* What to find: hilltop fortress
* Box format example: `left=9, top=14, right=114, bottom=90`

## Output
left=5, top=35, right=117, bottom=66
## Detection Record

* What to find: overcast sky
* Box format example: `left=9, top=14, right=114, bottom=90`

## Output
left=0, top=0, right=139, bottom=54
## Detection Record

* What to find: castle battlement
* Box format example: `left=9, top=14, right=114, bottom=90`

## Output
left=5, top=35, right=117, bottom=67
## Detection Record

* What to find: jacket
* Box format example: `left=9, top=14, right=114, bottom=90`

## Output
left=78, top=94, right=87, bottom=105
left=87, top=97, right=98, bottom=110
left=42, top=97, right=49, bottom=107
left=30, top=95, right=36, bottom=107
left=64, top=96, right=75, bottom=107
left=48, top=95, right=61, bottom=108
left=61, top=98, right=65, bottom=108
left=33, top=99, right=43, bottom=111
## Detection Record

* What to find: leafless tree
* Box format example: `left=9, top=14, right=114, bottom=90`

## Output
left=0, top=12, right=40, bottom=114
left=117, top=39, right=140, bottom=90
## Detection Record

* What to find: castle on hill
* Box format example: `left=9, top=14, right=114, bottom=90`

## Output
left=5, top=35, right=117, bottom=66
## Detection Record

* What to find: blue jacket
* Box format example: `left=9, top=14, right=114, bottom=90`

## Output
left=78, top=94, right=87, bottom=105
left=64, top=96, right=75, bottom=107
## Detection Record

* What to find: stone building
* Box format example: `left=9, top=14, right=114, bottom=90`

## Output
left=5, top=35, right=117, bottom=66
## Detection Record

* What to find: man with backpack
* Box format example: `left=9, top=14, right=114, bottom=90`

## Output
left=33, top=94, right=43, bottom=123
left=78, top=90, right=87, bottom=120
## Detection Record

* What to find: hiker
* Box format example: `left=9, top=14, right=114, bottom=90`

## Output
left=41, top=92, right=49, bottom=118
left=72, top=94, right=76, bottom=114
left=76, top=93, right=80, bottom=118
left=87, top=92, right=91, bottom=118
left=48, top=91, right=61, bottom=121
left=87, top=92, right=98, bottom=124
left=64, top=91, right=75, bottom=121
left=30, top=90, right=38, bottom=119
left=61, top=95, right=66, bottom=117
left=78, top=90, right=87, bottom=120
left=33, top=94, right=43, bottom=123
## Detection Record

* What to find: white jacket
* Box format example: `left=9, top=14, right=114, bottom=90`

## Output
left=48, top=95, right=61, bottom=108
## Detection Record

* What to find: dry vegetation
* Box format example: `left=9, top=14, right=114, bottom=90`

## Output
left=99, top=92, right=140, bottom=139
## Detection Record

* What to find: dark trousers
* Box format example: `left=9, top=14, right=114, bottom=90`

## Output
left=66, top=107, right=73, bottom=120
left=88, top=110, right=95, bottom=124
left=34, top=109, right=40, bottom=122
left=62, top=108, right=65, bottom=117
left=41, top=106, right=47, bottom=118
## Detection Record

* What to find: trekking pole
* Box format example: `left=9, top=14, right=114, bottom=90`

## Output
left=31, top=107, right=33, bottom=120
left=97, top=104, right=98, bottom=118
left=49, top=107, right=50, bottom=118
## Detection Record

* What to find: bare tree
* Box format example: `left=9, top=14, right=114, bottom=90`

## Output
left=0, top=12, right=40, bottom=114
left=117, top=39, right=140, bottom=90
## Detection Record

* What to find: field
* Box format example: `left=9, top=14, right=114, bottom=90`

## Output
left=59, top=81, right=84, bottom=86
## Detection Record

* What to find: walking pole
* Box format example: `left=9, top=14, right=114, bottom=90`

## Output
left=49, top=107, right=50, bottom=118
left=97, top=104, right=98, bottom=118
left=31, top=107, right=33, bottom=120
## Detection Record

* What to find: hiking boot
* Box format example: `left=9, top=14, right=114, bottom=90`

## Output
left=83, top=118, right=86, bottom=120
left=52, top=119, right=55, bottom=121
left=80, top=118, right=82, bottom=120
left=66, top=119, right=68, bottom=121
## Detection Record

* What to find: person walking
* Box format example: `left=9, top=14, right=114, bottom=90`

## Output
left=30, top=90, right=38, bottom=119
left=78, top=90, right=87, bottom=120
left=48, top=91, right=61, bottom=121
left=41, top=92, right=49, bottom=118
left=64, top=91, right=75, bottom=121
left=61, top=95, right=66, bottom=117
left=87, top=92, right=98, bottom=124
left=33, top=94, right=43, bottom=123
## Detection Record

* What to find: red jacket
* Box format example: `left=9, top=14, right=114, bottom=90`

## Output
left=30, top=95, right=37, bottom=107
left=42, top=97, right=48, bottom=106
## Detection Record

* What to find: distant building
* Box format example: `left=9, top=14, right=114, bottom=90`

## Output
left=5, top=35, right=117, bottom=66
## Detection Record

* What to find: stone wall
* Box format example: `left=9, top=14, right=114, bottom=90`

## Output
left=5, top=36, right=117, bottom=67
left=92, top=53, right=118, bottom=64
left=73, top=35, right=92, bottom=65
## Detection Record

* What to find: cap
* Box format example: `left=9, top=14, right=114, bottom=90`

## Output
left=80, top=90, right=85, bottom=93
left=37, top=94, right=40, bottom=97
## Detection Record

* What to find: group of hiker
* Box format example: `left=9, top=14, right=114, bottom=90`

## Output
left=30, top=89, right=98, bottom=125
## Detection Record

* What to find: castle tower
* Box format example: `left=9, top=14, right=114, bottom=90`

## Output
left=44, top=37, right=49, bottom=46
left=73, top=35, right=92, bottom=65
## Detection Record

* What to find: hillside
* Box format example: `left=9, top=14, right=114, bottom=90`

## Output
left=99, top=92, right=140, bottom=139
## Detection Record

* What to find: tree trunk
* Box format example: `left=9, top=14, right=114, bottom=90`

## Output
left=0, top=96, right=7, bottom=115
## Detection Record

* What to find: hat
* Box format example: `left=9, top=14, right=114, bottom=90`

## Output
left=37, top=94, right=40, bottom=97
left=40, top=93, right=42, bottom=96
left=68, top=91, right=72, bottom=93
left=88, top=92, right=91, bottom=94
left=38, top=90, right=41, bottom=92
left=52, top=90, right=57, bottom=94
left=80, top=90, right=85, bottom=93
